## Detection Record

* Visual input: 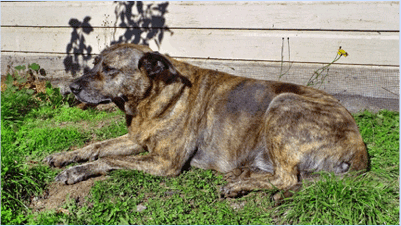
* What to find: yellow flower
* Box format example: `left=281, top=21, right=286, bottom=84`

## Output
left=337, top=46, right=348, bottom=57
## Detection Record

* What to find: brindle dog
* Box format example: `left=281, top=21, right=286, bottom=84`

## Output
left=44, top=43, right=368, bottom=199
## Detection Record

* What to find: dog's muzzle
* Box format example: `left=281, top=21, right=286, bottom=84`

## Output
left=69, top=81, right=112, bottom=104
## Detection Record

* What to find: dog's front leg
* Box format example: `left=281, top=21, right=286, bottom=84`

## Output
left=44, top=134, right=145, bottom=167
left=55, top=154, right=181, bottom=184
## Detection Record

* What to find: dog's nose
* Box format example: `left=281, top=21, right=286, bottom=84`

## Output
left=69, top=82, right=82, bottom=95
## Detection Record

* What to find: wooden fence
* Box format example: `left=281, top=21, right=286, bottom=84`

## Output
left=1, top=1, right=399, bottom=111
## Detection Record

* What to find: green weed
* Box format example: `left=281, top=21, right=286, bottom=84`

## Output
left=354, top=110, right=399, bottom=179
left=275, top=172, right=399, bottom=224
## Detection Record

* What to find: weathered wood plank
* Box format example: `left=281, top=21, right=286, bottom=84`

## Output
left=181, top=58, right=400, bottom=99
left=2, top=27, right=399, bottom=66
left=2, top=52, right=398, bottom=100
left=1, top=1, right=399, bottom=30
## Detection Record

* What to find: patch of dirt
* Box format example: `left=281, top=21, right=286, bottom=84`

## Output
left=229, top=200, right=246, bottom=211
left=76, top=102, right=119, bottom=112
left=30, top=176, right=107, bottom=212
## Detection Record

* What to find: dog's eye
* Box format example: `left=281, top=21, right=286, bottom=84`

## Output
left=103, top=65, right=117, bottom=73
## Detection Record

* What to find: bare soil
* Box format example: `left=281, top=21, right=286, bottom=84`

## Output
left=30, top=176, right=107, bottom=212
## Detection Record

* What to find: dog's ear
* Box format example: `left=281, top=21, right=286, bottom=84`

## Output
left=138, top=52, right=178, bottom=82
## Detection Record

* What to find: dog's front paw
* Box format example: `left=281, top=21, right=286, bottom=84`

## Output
left=43, top=152, right=76, bottom=168
left=55, top=164, right=91, bottom=185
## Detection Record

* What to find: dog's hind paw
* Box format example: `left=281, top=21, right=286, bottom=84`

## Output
left=220, top=184, right=248, bottom=198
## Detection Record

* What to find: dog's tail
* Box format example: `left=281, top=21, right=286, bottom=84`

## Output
left=348, top=141, right=369, bottom=172
left=333, top=138, right=368, bottom=174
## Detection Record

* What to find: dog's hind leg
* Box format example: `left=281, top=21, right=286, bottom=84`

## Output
left=220, top=163, right=300, bottom=198
left=220, top=92, right=367, bottom=200
left=44, top=134, right=145, bottom=168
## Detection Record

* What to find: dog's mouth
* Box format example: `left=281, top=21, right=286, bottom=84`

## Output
left=111, top=95, right=129, bottom=112
left=98, top=99, right=113, bottom=104
left=75, top=93, right=112, bottom=105
left=70, top=88, right=113, bottom=105
left=69, top=81, right=114, bottom=105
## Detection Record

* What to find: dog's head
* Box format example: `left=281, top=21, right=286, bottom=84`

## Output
left=69, top=43, right=188, bottom=112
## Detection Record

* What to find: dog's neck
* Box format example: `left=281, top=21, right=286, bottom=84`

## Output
left=137, top=80, right=189, bottom=119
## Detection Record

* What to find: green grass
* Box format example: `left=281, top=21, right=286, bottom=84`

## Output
left=1, top=82, right=126, bottom=224
left=1, top=81, right=399, bottom=225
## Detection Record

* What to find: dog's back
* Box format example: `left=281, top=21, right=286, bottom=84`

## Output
left=168, top=58, right=367, bottom=180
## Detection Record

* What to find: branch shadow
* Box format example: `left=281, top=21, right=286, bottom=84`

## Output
left=64, top=1, right=171, bottom=77
left=112, top=1, right=171, bottom=48
left=63, top=16, right=94, bottom=76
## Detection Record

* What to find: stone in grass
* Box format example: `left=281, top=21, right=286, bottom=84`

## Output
left=136, top=204, right=147, bottom=212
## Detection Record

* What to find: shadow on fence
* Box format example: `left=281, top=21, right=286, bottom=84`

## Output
left=64, top=1, right=171, bottom=77
left=63, top=16, right=94, bottom=76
